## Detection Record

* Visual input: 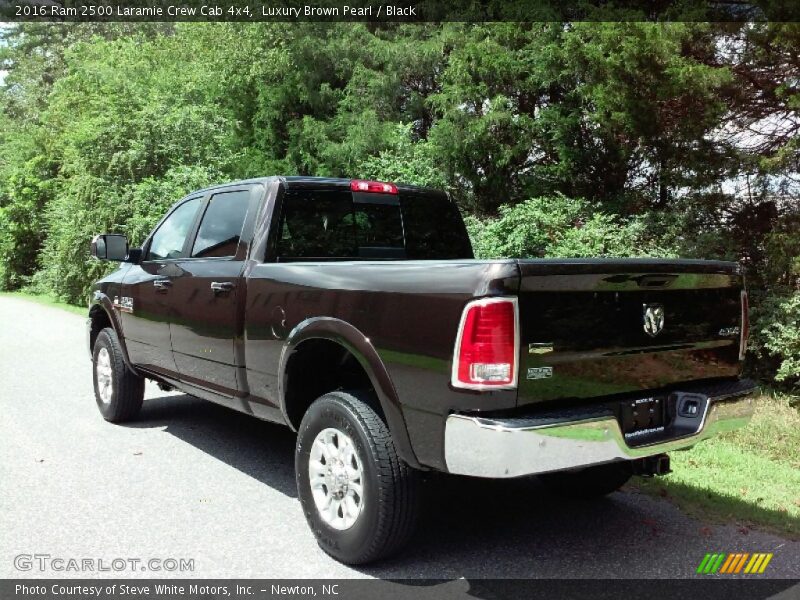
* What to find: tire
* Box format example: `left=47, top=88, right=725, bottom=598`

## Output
left=295, top=391, right=420, bottom=565
left=92, top=327, right=145, bottom=423
left=539, top=461, right=633, bottom=498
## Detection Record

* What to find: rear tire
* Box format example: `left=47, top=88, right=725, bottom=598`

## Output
left=295, top=391, right=420, bottom=565
left=92, top=327, right=144, bottom=423
left=539, top=461, right=633, bottom=498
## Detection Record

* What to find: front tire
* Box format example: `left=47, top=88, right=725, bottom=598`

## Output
left=539, top=461, right=633, bottom=498
left=295, top=391, right=420, bottom=565
left=92, top=327, right=144, bottom=423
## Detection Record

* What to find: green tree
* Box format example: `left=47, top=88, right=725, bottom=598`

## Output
left=0, top=21, right=797, bottom=388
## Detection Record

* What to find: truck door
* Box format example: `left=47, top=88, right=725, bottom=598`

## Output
left=168, top=187, right=258, bottom=396
left=120, top=196, right=203, bottom=378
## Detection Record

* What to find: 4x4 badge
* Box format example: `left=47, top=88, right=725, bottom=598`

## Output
left=643, top=303, right=665, bottom=337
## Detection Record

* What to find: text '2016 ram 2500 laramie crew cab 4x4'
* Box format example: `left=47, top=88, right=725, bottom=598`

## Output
left=88, top=176, right=757, bottom=564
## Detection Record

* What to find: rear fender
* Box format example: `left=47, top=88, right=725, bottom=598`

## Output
left=278, top=317, right=421, bottom=469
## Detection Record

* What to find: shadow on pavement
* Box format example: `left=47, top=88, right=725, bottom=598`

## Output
left=126, top=393, right=298, bottom=498
left=123, top=394, right=795, bottom=579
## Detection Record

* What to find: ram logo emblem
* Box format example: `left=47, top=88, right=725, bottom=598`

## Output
left=643, top=303, right=665, bottom=337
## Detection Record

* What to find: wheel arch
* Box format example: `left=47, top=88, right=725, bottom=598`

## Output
left=88, top=292, right=139, bottom=375
left=278, top=317, right=421, bottom=469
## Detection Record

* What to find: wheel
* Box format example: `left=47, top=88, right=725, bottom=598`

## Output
left=92, top=327, right=145, bottom=423
left=295, top=391, right=420, bottom=565
left=539, top=461, right=633, bottom=498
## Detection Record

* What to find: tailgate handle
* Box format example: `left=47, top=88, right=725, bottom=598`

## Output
left=153, top=279, right=172, bottom=290
left=211, top=281, right=235, bottom=294
left=637, top=275, right=677, bottom=288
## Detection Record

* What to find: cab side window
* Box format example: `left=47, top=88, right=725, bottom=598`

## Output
left=191, top=190, right=251, bottom=258
left=146, top=197, right=202, bottom=261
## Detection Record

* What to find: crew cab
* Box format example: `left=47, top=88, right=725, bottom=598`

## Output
left=88, top=176, right=757, bottom=564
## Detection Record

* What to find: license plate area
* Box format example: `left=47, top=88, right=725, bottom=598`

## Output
left=618, top=396, right=666, bottom=443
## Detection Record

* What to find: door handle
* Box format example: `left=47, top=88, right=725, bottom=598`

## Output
left=210, top=281, right=235, bottom=294
left=153, top=279, right=172, bottom=291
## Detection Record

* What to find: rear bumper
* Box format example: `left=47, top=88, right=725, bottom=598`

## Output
left=444, top=380, right=757, bottom=478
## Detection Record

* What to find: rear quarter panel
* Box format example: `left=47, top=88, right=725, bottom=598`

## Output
left=242, top=260, right=519, bottom=469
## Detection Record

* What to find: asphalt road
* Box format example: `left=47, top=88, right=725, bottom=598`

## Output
left=1, top=295, right=798, bottom=580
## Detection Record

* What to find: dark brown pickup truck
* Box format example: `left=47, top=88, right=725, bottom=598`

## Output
left=88, top=176, right=756, bottom=564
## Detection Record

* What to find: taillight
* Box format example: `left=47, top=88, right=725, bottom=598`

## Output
left=350, top=179, right=398, bottom=194
left=451, top=297, right=519, bottom=390
left=740, top=290, right=749, bottom=361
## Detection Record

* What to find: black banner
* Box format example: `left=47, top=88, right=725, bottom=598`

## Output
left=2, top=0, right=800, bottom=23
left=3, top=579, right=800, bottom=600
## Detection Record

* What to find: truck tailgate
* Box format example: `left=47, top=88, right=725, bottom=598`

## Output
left=516, top=259, right=744, bottom=407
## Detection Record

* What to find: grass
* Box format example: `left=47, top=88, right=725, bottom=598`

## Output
left=634, top=391, right=800, bottom=538
left=0, top=290, right=87, bottom=316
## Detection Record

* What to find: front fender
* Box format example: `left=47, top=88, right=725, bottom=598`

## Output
left=278, top=317, right=421, bottom=470
left=89, top=291, right=139, bottom=376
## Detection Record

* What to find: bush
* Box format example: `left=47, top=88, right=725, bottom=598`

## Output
left=750, top=290, right=800, bottom=392
left=356, top=124, right=446, bottom=189
left=33, top=166, right=221, bottom=304
left=0, top=156, right=54, bottom=290
left=465, top=194, right=678, bottom=259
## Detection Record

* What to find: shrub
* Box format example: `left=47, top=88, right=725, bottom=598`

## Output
left=466, top=194, right=678, bottom=259
left=750, top=290, right=800, bottom=392
left=33, top=166, right=221, bottom=304
left=0, top=156, right=54, bottom=290
left=356, top=123, right=446, bottom=189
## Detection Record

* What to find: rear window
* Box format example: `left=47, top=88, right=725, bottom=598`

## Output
left=401, top=194, right=474, bottom=259
left=275, top=188, right=473, bottom=260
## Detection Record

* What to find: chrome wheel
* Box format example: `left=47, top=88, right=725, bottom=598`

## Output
left=95, top=347, right=113, bottom=405
left=308, top=427, right=364, bottom=530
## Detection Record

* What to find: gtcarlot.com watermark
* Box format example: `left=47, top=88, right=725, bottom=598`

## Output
left=14, top=554, right=194, bottom=573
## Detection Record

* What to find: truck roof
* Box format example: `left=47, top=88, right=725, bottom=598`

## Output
left=191, top=176, right=446, bottom=196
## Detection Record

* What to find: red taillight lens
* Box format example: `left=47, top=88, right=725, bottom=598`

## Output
left=740, top=290, right=749, bottom=360
left=350, top=179, right=398, bottom=194
left=452, top=298, right=518, bottom=389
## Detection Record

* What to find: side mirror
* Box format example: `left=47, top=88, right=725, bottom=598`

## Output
left=91, top=234, right=129, bottom=262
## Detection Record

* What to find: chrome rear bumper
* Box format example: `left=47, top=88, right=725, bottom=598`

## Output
left=444, top=384, right=757, bottom=478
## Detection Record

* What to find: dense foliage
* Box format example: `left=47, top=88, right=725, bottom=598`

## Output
left=0, top=22, right=797, bottom=389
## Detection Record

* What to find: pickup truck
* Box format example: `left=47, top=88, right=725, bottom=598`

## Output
left=88, top=176, right=757, bottom=564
